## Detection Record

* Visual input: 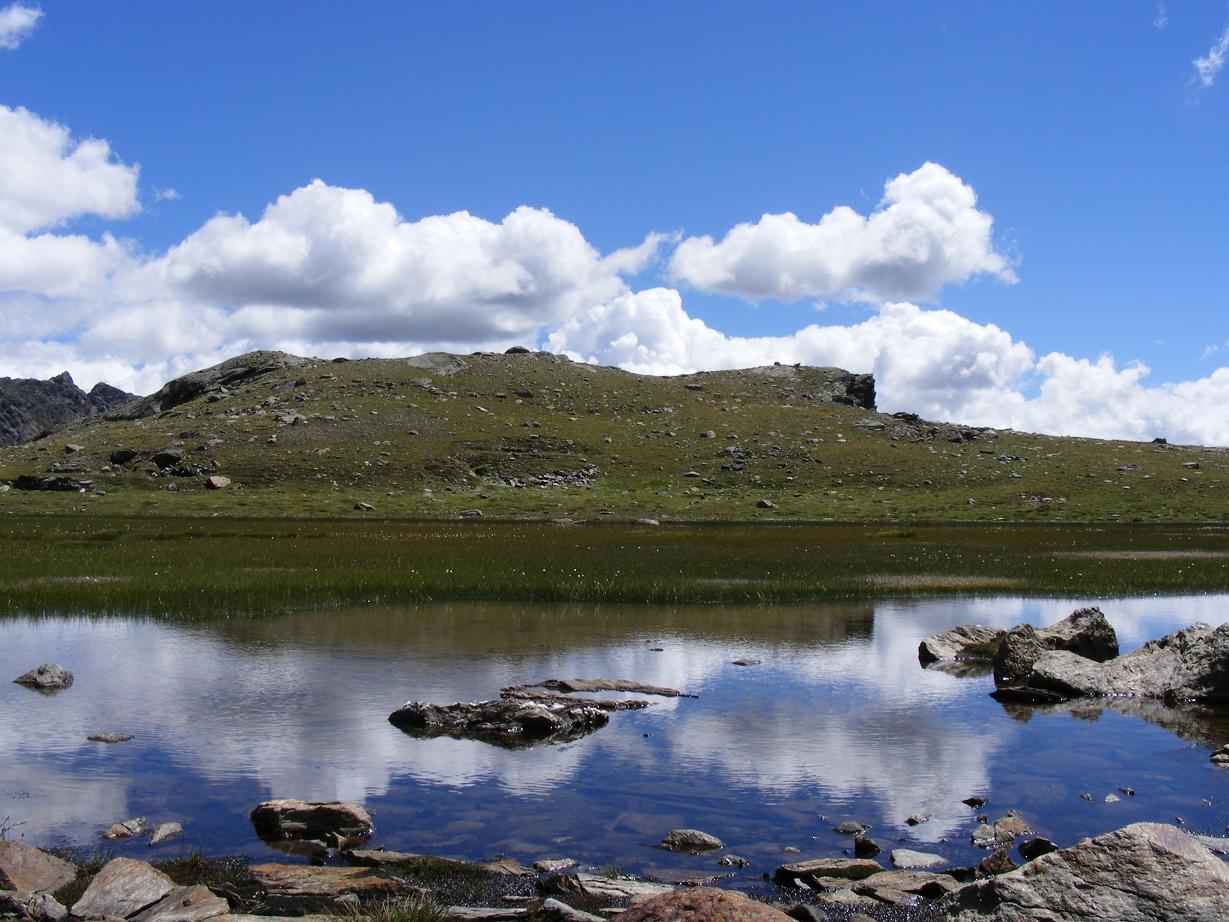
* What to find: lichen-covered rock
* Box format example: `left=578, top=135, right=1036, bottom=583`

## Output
left=0, top=841, right=77, bottom=894
left=615, top=888, right=793, bottom=921
left=942, top=822, right=1229, bottom=921
left=71, top=858, right=175, bottom=920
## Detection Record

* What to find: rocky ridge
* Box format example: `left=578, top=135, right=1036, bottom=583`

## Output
left=0, top=372, right=136, bottom=448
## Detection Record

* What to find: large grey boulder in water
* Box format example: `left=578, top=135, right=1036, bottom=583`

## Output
left=13, top=663, right=73, bottom=691
left=941, top=822, right=1229, bottom=921
left=389, top=697, right=609, bottom=748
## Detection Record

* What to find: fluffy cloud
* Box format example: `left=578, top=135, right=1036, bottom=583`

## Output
left=1194, top=26, right=1229, bottom=88
left=550, top=289, right=1229, bottom=446
left=0, top=2, right=40, bottom=50
left=0, top=106, right=140, bottom=234
left=668, top=162, right=1015, bottom=303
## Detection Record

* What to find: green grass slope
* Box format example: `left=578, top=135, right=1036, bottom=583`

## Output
left=1, top=349, right=1226, bottom=524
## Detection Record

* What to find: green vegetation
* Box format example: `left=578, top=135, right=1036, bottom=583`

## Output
left=1, top=350, right=1226, bottom=524
left=338, top=896, right=450, bottom=922
left=1, top=515, right=1226, bottom=617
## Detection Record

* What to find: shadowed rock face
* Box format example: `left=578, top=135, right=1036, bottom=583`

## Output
left=941, top=822, right=1229, bottom=921
left=388, top=698, right=610, bottom=748
left=0, top=372, right=136, bottom=446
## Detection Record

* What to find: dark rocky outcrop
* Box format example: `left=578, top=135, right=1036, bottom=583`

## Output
left=108, top=351, right=311, bottom=420
left=388, top=698, right=609, bottom=747
left=940, top=822, right=1229, bottom=921
left=0, top=372, right=136, bottom=447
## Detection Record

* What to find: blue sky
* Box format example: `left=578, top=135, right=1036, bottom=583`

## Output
left=1, top=2, right=1227, bottom=443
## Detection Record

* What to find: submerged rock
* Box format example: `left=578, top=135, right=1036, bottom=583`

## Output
left=389, top=698, right=609, bottom=747
left=941, top=822, right=1229, bottom=921
left=250, top=800, right=373, bottom=848
left=13, top=663, right=73, bottom=691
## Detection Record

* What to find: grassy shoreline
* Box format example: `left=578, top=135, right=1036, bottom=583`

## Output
left=2, top=514, right=1227, bottom=617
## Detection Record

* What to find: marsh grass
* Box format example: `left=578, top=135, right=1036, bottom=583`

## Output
left=0, top=515, right=1227, bottom=617
left=335, top=895, right=450, bottom=922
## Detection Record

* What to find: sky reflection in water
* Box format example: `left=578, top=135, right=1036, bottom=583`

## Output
left=2, top=596, right=1228, bottom=883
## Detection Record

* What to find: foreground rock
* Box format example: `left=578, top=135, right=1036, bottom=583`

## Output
left=921, top=608, right=1118, bottom=670
left=249, top=800, right=373, bottom=848
left=248, top=864, right=415, bottom=914
left=0, top=841, right=76, bottom=894
left=772, top=857, right=884, bottom=886
left=389, top=698, right=609, bottom=747
left=71, top=858, right=175, bottom=919
left=539, top=872, right=675, bottom=904
left=12, top=664, right=73, bottom=691
left=615, top=887, right=792, bottom=921
left=941, top=822, right=1229, bottom=921
left=996, top=622, right=1229, bottom=704
left=131, top=885, right=228, bottom=922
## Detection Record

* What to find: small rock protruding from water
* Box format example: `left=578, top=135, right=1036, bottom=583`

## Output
left=977, top=847, right=1018, bottom=876
left=1211, top=744, right=1229, bottom=766
left=13, top=663, right=73, bottom=691
left=905, top=812, right=930, bottom=826
left=833, top=821, right=870, bottom=835
left=250, top=799, right=374, bottom=849
left=962, top=796, right=987, bottom=809
left=104, top=817, right=149, bottom=840
left=890, top=848, right=945, bottom=869
left=1018, top=837, right=1059, bottom=861
left=853, top=835, right=881, bottom=858
left=148, top=822, right=183, bottom=846
left=88, top=732, right=134, bottom=744
left=660, top=828, right=723, bottom=852
left=719, top=854, right=750, bottom=867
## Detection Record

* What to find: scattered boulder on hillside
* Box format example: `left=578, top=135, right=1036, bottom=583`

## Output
left=389, top=698, right=609, bottom=748
left=13, top=663, right=73, bottom=690
left=0, top=371, right=136, bottom=447
left=250, top=800, right=374, bottom=849
left=12, top=475, right=93, bottom=492
left=940, top=822, right=1229, bottom=921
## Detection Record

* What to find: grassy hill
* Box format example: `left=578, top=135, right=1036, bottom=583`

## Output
left=0, top=348, right=1226, bottom=524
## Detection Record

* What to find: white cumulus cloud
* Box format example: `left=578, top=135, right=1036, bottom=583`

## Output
left=0, top=106, right=141, bottom=234
left=668, top=162, right=1015, bottom=303
left=0, top=2, right=41, bottom=50
left=1194, top=26, right=1229, bottom=88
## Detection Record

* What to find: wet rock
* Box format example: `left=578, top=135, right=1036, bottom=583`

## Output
left=963, top=797, right=987, bottom=809
left=130, top=885, right=229, bottom=922
left=906, top=812, right=930, bottom=826
left=71, top=858, right=175, bottom=919
left=971, top=813, right=1031, bottom=849
left=389, top=698, right=609, bottom=747
left=250, top=800, right=373, bottom=847
left=0, top=841, right=77, bottom=894
left=538, top=899, right=602, bottom=922
left=977, top=848, right=1018, bottom=876
left=1017, top=837, right=1058, bottom=861
left=248, top=864, right=413, bottom=914
left=773, top=857, right=883, bottom=887
left=615, top=888, right=792, bottom=921
left=105, top=817, right=150, bottom=840
left=833, top=821, right=869, bottom=835
left=918, top=625, right=1005, bottom=665
left=659, top=828, right=723, bottom=852
left=718, top=854, right=750, bottom=867
left=88, top=732, right=134, bottom=743
left=148, top=822, right=183, bottom=846
left=890, top=849, right=945, bottom=869
left=853, top=835, right=881, bottom=858
left=1003, top=622, right=1229, bottom=704
left=13, top=663, right=73, bottom=691
left=941, top=822, right=1229, bottom=921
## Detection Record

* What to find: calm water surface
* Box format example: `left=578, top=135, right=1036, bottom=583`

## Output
left=2, top=596, right=1228, bottom=885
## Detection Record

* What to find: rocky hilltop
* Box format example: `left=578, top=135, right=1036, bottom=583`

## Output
left=0, top=372, right=137, bottom=447
left=0, top=348, right=1223, bottom=522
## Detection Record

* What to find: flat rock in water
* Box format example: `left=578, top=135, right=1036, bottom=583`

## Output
left=13, top=663, right=73, bottom=690
left=250, top=800, right=372, bottom=846
left=71, top=858, right=175, bottom=920
left=659, top=828, right=723, bottom=852
left=773, top=857, right=883, bottom=886
left=389, top=698, right=609, bottom=747
left=890, top=849, right=945, bottom=869
left=130, top=885, right=229, bottom=922
left=0, top=841, right=77, bottom=894
left=918, top=625, right=1006, bottom=665
left=941, top=822, right=1229, bottom=921
left=88, top=732, right=134, bottom=743
left=615, top=888, right=793, bottom=921
left=105, top=817, right=150, bottom=840
left=536, top=678, right=691, bottom=698
left=248, top=864, right=412, bottom=913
